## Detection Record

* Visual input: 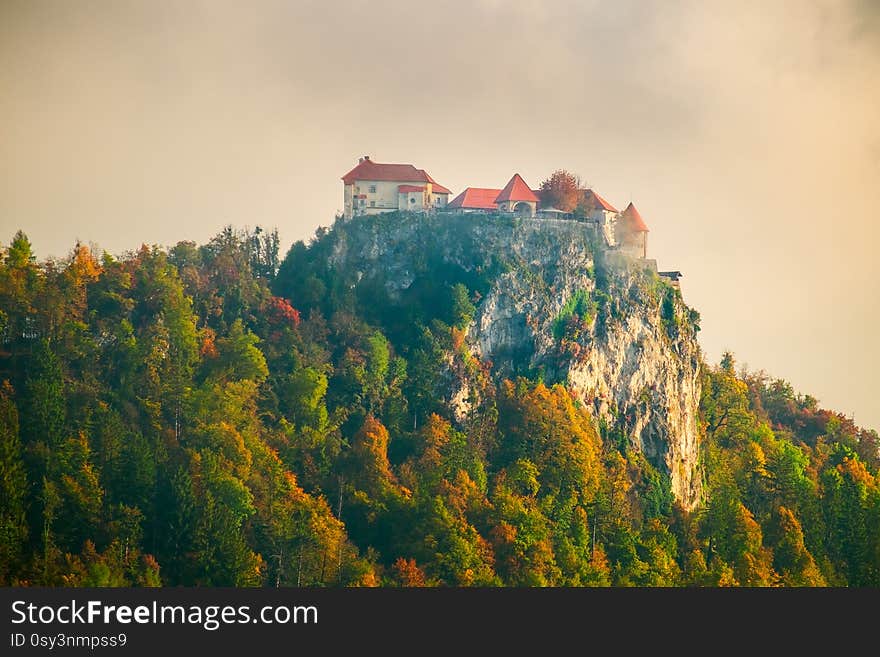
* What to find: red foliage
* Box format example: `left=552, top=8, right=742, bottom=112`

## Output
left=539, top=169, right=581, bottom=212
left=266, top=296, right=301, bottom=328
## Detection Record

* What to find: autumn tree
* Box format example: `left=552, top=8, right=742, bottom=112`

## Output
left=699, top=483, right=775, bottom=586
left=538, top=169, right=582, bottom=212
left=389, top=557, right=431, bottom=586
left=701, top=354, right=754, bottom=446
left=820, top=448, right=880, bottom=585
left=764, top=506, right=825, bottom=586
left=347, top=415, right=399, bottom=498
left=1, top=224, right=876, bottom=589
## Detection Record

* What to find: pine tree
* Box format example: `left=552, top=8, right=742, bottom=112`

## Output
left=0, top=383, right=28, bottom=583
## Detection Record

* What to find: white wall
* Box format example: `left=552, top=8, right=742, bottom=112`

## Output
left=343, top=183, right=353, bottom=218
left=345, top=179, right=449, bottom=217
left=351, top=179, right=403, bottom=212
left=596, top=209, right=617, bottom=246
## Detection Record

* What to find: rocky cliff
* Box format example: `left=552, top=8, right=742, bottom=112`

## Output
left=326, top=212, right=703, bottom=508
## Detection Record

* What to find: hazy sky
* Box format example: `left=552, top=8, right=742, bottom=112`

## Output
left=2, top=0, right=878, bottom=430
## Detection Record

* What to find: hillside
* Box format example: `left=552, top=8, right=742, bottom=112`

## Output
left=0, top=215, right=878, bottom=586
left=287, top=212, right=702, bottom=507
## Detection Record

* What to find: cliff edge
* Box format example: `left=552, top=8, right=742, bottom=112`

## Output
left=318, top=212, right=703, bottom=508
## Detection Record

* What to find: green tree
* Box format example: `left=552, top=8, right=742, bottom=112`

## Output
left=202, top=319, right=269, bottom=384
left=0, top=382, right=28, bottom=583
left=701, top=357, right=753, bottom=446
left=191, top=452, right=262, bottom=586
left=700, top=483, right=774, bottom=586
left=764, top=506, right=825, bottom=586
left=448, top=283, right=476, bottom=329
left=18, top=339, right=65, bottom=447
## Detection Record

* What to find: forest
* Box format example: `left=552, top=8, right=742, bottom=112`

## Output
left=0, top=223, right=878, bottom=587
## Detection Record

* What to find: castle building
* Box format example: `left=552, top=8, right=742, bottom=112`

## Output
left=494, top=174, right=539, bottom=216
left=445, top=187, right=501, bottom=212
left=339, top=157, right=657, bottom=268
left=341, top=156, right=451, bottom=219
left=447, top=173, right=539, bottom=217
left=616, top=202, right=649, bottom=259
left=580, top=189, right=620, bottom=246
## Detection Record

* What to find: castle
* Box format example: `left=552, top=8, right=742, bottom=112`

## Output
left=341, top=156, right=451, bottom=218
left=341, top=156, right=679, bottom=287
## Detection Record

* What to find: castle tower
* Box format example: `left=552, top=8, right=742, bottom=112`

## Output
left=494, top=173, right=539, bottom=217
left=617, top=202, right=649, bottom=259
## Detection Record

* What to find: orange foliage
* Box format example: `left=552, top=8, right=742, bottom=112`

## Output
left=418, top=413, right=450, bottom=470
left=68, top=243, right=103, bottom=283
left=356, top=570, right=380, bottom=587
left=391, top=557, right=428, bottom=587
left=199, top=327, right=219, bottom=358
left=450, top=327, right=466, bottom=352
left=591, top=544, right=611, bottom=577
left=499, top=380, right=602, bottom=500
left=490, top=520, right=517, bottom=545
left=352, top=415, right=398, bottom=493
left=439, top=470, right=484, bottom=517
left=837, top=456, right=877, bottom=491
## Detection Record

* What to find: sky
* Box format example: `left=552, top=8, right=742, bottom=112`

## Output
left=1, top=0, right=878, bottom=431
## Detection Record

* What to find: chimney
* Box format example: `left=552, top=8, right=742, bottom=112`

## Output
left=363, top=155, right=370, bottom=161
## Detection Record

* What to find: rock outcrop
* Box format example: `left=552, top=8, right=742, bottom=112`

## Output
left=328, top=212, right=703, bottom=508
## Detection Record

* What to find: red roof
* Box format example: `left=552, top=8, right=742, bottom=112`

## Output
left=342, top=158, right=432, bottom=185
left=495, top=173, right=539, bottom=203
left=448, top=187, right=502, bottom=210
left=582, top=189, right=617, bottom=213
left=398, top=185, right=425, bottom=193
left=411, top=169, right=450, bottom=193
left=621, top=202, right=649, bottom=232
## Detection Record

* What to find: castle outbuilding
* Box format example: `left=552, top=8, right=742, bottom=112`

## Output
left=447, top=173, right=538, bottom=216
left=341, top=156, right=451, bottom=219
left=494, top=174, right=539, bottom=216
left=616, top=202, right=649, bottom=259
left=580, top=189, right=620, bottom=246
left=446, top=187, right=502, bottom=212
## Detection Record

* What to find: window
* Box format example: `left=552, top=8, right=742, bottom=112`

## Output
left=369, top=185, right=376, bottom=193
left=370, top=201, right=375, bottom=207
left=410, top=197, right=416, bottom=204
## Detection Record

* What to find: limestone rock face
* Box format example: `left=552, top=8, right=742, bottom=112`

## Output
left=329, top=213, right=703, bottom=508
left=560, top=297, right=703, bottom=509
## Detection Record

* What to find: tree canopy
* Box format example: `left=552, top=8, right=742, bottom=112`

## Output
left=538, top=170, right=582, bottom=212
left=0, top=224, right=876, bottom=587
